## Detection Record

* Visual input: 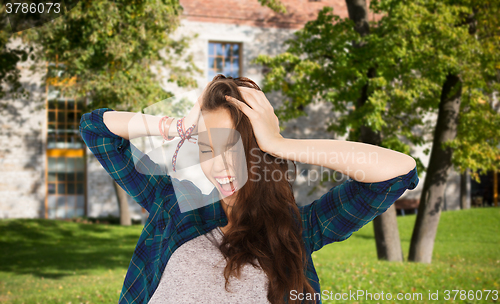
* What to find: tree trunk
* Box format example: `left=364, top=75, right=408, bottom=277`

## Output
left=460, top=168, right=471, bottom=210
left=408, top=73, right=462, bottom=263
left=373, top=204, right=404, bottom=260
left=359, top=96, right=404, bottom=261
left=345, top=0, right=370, bottom=37
left=360, top=108, right=404, bottom=261
left=113, top=180, right=132, bottom=226
left=346, top=0, right=404, bottom=262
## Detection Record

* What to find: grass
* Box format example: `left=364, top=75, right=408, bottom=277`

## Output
left=313, top=207, right=500, bottom=303
left=0, top=208, right=498, bottom=303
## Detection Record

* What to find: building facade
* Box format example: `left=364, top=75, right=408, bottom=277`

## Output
left=1, top=0, right=492, bottom=220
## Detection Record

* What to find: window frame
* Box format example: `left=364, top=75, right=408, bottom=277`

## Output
left=207, top=41, right=243, bottom=81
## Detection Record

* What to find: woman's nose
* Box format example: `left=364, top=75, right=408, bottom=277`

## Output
left=212, top=151, right=232, bottom=173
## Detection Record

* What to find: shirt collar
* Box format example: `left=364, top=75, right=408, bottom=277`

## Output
left=200, top=187, right=228, bottom=225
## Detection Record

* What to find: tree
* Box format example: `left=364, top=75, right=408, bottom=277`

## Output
left=407, top=0, right=500, bottom=262
left=19, top=0, right=202, bottom=225
left=254, top=2, right=412, bottom=261
left=344, top=0, right=404, bottom=262
left=253, top=0, right=500, bottom=261
left=0, top=7, right=32, bottom=100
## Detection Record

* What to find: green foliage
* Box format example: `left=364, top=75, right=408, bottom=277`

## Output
left=20, top=0, right=202, bottom=112
left=0, top=9, right=32, bottom=100
left=258, top=0, right=287, bottom=14
left=254, top=0, right=500, bottom=179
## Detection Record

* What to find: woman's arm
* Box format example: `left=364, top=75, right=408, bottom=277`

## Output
left=300, top=166, right=419, bottom=251
left=80, top=108, right=167, bottom=213
left=80, top=94, right=202, bottom=213
left=224, top=86, right=415, bottom=183
left=102, top=99, right=201, bottom=140
left=266, top=138, right=416, bottom=183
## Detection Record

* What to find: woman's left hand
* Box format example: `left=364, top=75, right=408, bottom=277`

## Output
left=225, top=87, right=283, bottom=153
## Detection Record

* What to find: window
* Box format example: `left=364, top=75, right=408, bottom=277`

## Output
left=208, top=42, right=241, bottom=81
left=46, top=63, right=84, bottom=149
left=45, top=62, right=86, bottom=219
left=47, top=153, right=86, bottom=218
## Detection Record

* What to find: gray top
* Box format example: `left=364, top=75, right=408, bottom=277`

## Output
left=148, top=227, right=270, bottom=304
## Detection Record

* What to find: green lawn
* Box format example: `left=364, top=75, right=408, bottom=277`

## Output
left=0, top=208, right=498, bottom=303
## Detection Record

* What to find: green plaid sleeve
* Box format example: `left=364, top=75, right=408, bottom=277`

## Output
left=300, top=165, right=419, bottom=252
left=79, top=108, right=171, bottom=213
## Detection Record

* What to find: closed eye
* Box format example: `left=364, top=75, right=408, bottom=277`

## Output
left=201, top=150, right=212, bottom=153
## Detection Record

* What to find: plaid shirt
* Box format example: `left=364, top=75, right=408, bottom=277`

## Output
left=79, top=108, right=419, bottom=304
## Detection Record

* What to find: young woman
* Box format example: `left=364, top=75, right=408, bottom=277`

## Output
left=79, top=75, right=419, bottom=304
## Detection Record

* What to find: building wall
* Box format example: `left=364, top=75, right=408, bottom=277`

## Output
left=0, top=38, right=46, bottom=218
left=0, top=38, right=143, bottom=220
left=86, top=151, right=144, bottom=220
left=179, top=0, right=373, bottom=29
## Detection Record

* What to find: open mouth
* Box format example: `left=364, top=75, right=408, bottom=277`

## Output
left=214, top=176, right=237, bottom=196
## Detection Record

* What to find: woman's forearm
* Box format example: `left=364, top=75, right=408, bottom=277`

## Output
left=267, top=138, right=416, bottom=183
left=103, top=111, right=177, bottom=140
left=102, top=101, right=201, bottom=140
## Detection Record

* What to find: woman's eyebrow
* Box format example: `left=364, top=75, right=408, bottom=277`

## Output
left=198, top=141, right=238, bottom=148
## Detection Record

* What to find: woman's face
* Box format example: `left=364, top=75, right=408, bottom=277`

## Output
left=198, top=108, right=244, bottom=207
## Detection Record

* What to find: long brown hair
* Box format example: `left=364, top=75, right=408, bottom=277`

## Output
left=200, top=75, right=316, bottom=304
